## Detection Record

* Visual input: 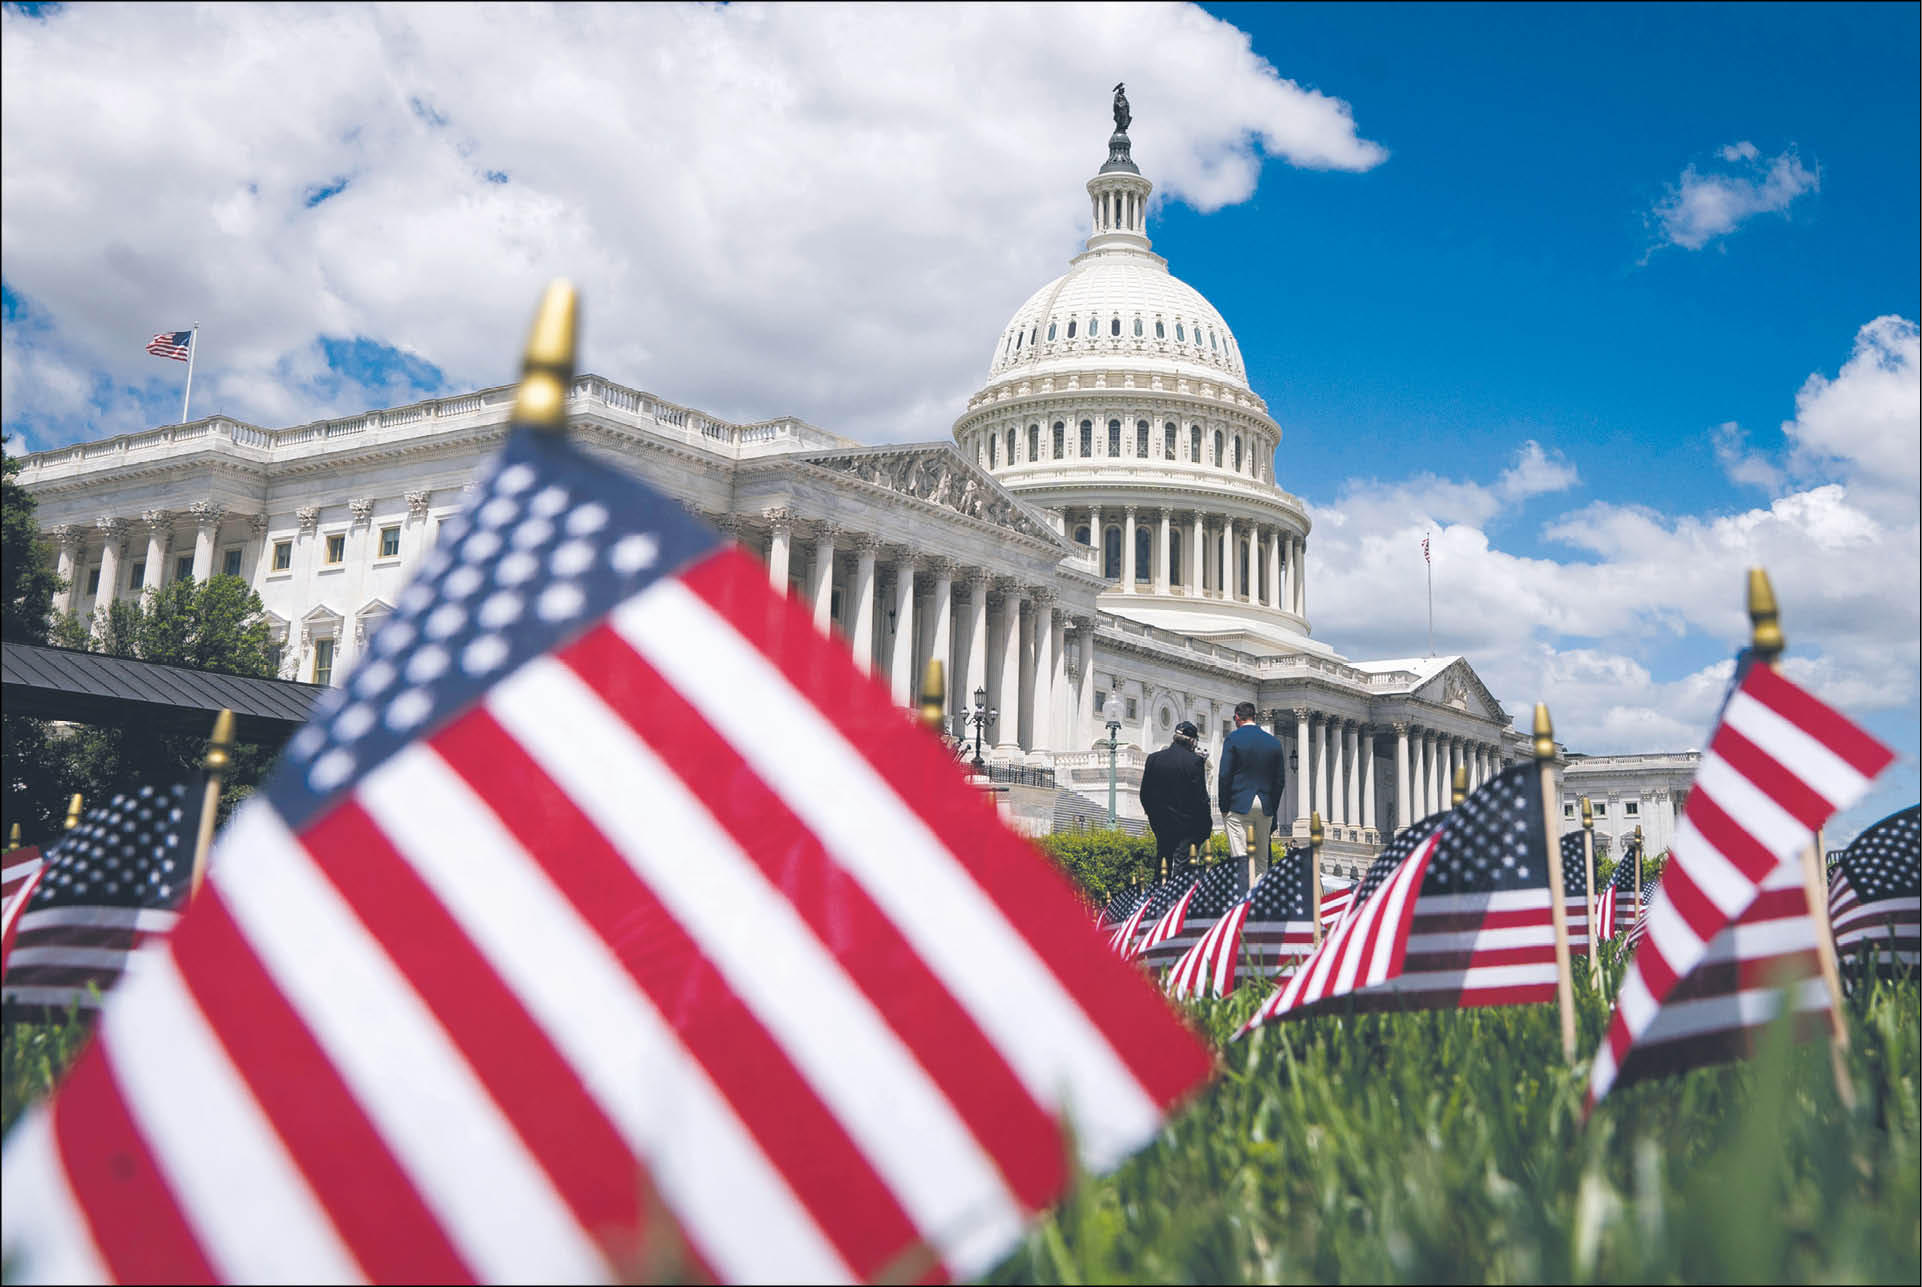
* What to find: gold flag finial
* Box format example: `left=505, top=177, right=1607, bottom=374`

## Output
left=511, top=280, right=579, bottom=431
left=1580, top=795, right=1593, bottom=829
left=202, top=708, right=236, bottom=774
left=1532, top=703, right=1556, bottom=761
left=64, top=792, right=84, bottom=830
left=7, top=821, right=19, bottom=849
left=918, top=659, right=947, bottom=734
left=1309, top=811, right=1323, bottom=848
left=1451, top=764, right=1468, bottom=807
left=1747, top=567, right=1783, bottom=661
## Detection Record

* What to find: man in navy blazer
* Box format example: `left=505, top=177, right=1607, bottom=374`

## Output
left=1217, top=701, right=1286, bottom=892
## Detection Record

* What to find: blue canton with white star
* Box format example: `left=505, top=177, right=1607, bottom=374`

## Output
left=29, top=783, right=199, bottom=913
left=1837, top=805, right=1920, bottom=902
left=1420, top=763, right=1549, bottom=894
left=1248, top=845, right=1315, bottom=921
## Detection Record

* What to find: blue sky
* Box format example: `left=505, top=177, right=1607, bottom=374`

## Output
left=1, top=2, right=1915, bottom=835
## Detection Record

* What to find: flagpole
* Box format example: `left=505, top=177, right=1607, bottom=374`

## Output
left=1425, top=536, right=1434, bottom=657
left=190, top=709, right=235, bottom=896
left=1534, top=703, right=1578, bottom=1062
left=1581, top=798, right=1599, bottom=988
left=1748, top=567, right=1854, bottom=1108
left=1308, top=811, right=1324, bottom=946
left=180, top=322, right=199, bottom=425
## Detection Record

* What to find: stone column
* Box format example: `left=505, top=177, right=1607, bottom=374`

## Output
left=401, top=491, right=433, bottom=577
left=139, top=511, right=173, bottom=593
left=1292, top=707, right=1311, bottom=830
left=1048, top=607, right=1068, bottom=754
left=965, top=572, right=990, bottom=739
left=188, top=501, right=224, bottom=581
left=888, top=551, right=917, bottom=706
left=927, top=559, right=954, bottom=729
left=849, top=536, right=878, bottom=669
left=94, top=517, right=128, bottom=616
left=1426, top=731, right=1442, bottom=815
left=1264, top=528, right=1280, bottom=609
left=1154, top=510, right=1170, bottom=594
left=1314, top=714, right=1332, bottom=826
left=1121, top=507, right=1137, bottom=593
left=1410, top=729, right=1427, bottom=818
left=1394, top=722, right=1411, bottom=831
left=1025, top=592, right=1052, bottom=754
left=51, top=525, right=80, bottom=618
left=764, top=507, right=792, bottom=595
left=810, top=525, right=838, bottom=632
left=992, top=585, right=1026, bottom=755
left=1202, top=520, right=1216, bottom=596
left=1344, top=721, right=1361, bottom=827
left=1360, top=727, right=1378, bottom=834
left=1087, top=506, right=1103, bottom=570
left=1076, top=620, right=1096, bottom=749
left=1188, top=511, right=1203, bottom=594
left=1297, top=536, right=1308, bottom=617
left=1242, top=521, right=1256, bottom=604
left=1328, top=718, right=1348, bottom=825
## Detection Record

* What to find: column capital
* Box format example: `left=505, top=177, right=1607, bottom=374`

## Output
left=347, top=498, right=375, bottom=526
left=924, top=555, right=956, bottom=578
left=760, top=505, right=793, bottom=533
left=1292, top=705, right=1311, bottom=719
left=712, top=514, right=743, bottom=537
left=406, top=490, right=433, bottom=518
left=96, top=516, right=130, bottom=541
left=187, top=500, right=225, bottom=529
left=248, top=513, right=268, bottom=536
left=811, top=521, right=843, bottom=544
left=139, top=508, right=172, bottom=531
left=296, top=506, right=321, bottom=534
left=1030, top=586, right=1056, bottom=607
left=1123, top=504, right=1138, bottom=518
left=1393, top=720, right=1410, bottom=734
left=852, top=533, right=882, bottom=555
left=50, top=523, right=81, bottom=550
left=965, top=569, right=993, bottom=590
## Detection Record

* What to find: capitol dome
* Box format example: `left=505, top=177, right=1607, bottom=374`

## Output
left=953, top=94, right=1320, bottom=659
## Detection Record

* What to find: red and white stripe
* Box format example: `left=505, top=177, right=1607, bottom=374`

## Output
left=1829, top=868, right=1920, bottom=968
left=1, top=550, right=1212, bottom=1284
left=1609, top=857, right=1827, bottom=1089
left=1108, top=896, right=1153, bottom=957
left=1588, top=663, right=1893, bottom=1107
left=1319, top=883, right=1353, bottom=929
left=1163, top=902, right=1250, bottom=1001
left=1239, top=832, right=1439, bottom=1032
left=1595, top=885, right=1618, bottom=941
left=2, top=847, right=48, bottom=980
left=1129, top=877, right=1199, bottom=963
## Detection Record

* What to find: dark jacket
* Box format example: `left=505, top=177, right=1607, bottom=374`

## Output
left=1140, top=741, right=1211, bottom=844
left=1218, top=721, right=1286, bottom=816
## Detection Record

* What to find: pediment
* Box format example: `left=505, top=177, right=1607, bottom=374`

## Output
left=300, top=603, right=343, bottom=626
left=355, top=596, right=395, bottom=619
left=1417, top=659, right=1507, bottom=724
left=795, top=444, right=1068, bottom=548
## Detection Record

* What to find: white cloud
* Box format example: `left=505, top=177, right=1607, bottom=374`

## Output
left=1648, top=142, right=1818, bottom=254
left=1305, top=318, right=1920, bottom=766
left=0, top=2, right=1386, bottom=448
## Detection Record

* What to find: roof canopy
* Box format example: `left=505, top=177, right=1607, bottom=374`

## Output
left=2, top=642, right=326, bottom=744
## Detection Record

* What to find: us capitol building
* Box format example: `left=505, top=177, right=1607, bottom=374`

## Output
left=21, top=100, right=1683, bottom=868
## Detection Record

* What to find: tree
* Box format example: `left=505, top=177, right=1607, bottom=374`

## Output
left=1, top=431, right=60, bottom=644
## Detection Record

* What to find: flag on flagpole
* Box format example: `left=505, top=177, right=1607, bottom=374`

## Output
left=1587, top=662, right=1894, bottom=1107
left=0, top=345, right=1212, bottom=1282
left=1138, top=863, right=1237, bottom=973
left=1596, top=852, right=1638, bottom=940
left=1112, top=872, right=1183, bottom=958
left=1318, top=879, right=1354, bottom=930
left=1238, top=767, right=1554, bottom=1035
left=145, top=330, right=193, bottom=361
left=1560, top=832, right=1591, bottom=954
left=1, top=845, right=48, bottom=980
left=1131, top=873, right=1202, bottom=963
left=1827, top=804, right=1919, bottom=971
left=1621, top=875, right=1662, bottom=953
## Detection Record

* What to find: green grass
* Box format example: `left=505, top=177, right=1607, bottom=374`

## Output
left=5, top=976, right=1916, bottom=1284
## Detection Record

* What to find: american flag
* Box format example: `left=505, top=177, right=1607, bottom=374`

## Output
left=1159, top=849, right=1318, bottom=999
left=1095, top=882, right=1143, bottom=931
left=1596, top=851, right=1639, bottom=941
left=1131, top=873, right=1203, bottom=963
left=1162, top=864, right=1253, bottom=999
left=1421, top=532, right=1431, bottom=564
left=1620, top=874, right=1663, bottom=953
left=2, top=844, right=47, bottom=979
left=1, top=423, right=1212, bottom=1283
left=1240, top=764, right=1555, bottom=1033
left=1587, top=662, right=1894, bottom=1107
left=0, top=785, right=198, bottom=1016
left=145, top=330, right=192, bottom=361
left=1828, top=804, right=1919, bottom=972
left=1319, top=879, right=1354, bottom=929
left=1560, top=832, right=1592, bottom=954
left=1113, top=873, right=1185, bottom=958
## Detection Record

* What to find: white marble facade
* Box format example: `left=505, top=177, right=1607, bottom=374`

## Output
left=18, top=122, right=1530, bottom=860
left=1559, top=752, right=1700, bottom=858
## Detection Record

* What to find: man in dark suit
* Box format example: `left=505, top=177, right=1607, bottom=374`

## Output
left=1217, top=701, right=1286, bottom=893
left=1139, top=721, right=1212, bottom=871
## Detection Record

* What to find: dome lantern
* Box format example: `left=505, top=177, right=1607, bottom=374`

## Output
left=1087, top=84, right=1153, bottom=254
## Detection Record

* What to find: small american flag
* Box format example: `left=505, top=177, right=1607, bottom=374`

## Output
left=0, top=785, right=199, bottom=1016
left=1620, top=874, right=1663, bottom=952
left=1596, top=850, right=1639, bottom=940
left=1828, top=804, right=1919, bottom=972
left=1318, top=880, right=1354, bottom=930
left=1162, top=864, right=1254, bottom=999
left=1160, top=850, right=1319, bottom=999
left=1560, top=832, right=1592, bottom=954
left=1131, top=873, right=1202, bottom=963
left=2, top=845, right=48, bottom=978
left=1240, top=765, right=1555, bottom=1033
left=1113, top=873, right=1184, bottom=957
left=1588, top=662, right=1894, bottom=1107
left=1239, top=845, right=1320, bottom=973
left=146, top=330, right=193, bottom=361
left=1, top=421, right=1211, bottom=1283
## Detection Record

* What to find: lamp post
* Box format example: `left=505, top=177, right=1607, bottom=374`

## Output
left=966, top=685, right=996, bottom=775
left=1102, top=692, right=1123, bottom=827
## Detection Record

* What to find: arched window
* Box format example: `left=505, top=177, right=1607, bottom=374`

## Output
left=1103, top=526, right=1122, bottom=580
left=1053, top=421, right=1065, bottom=459
left=1107, top=419, right=1121, bottom=457
left=1006, top=426, right=1016, bottom=464
left=1209, top=330, right=1218, bottom=352
left=1110, top=316, right=1121, bottom=337
left=1233, top=435, right=1242, bottom=472
left=1133, top=318, right=1143, bottom=337
left=1189, top=424, right=1201, bottom=461
left=1088, top=315, right=1098, bottom=337
left=1169, top=530, right=1183, bottom=586
left=1155, top=319, right=1165, bottom=339
left=1238, top=545, right=1249, bottom=597
left=1013, top=330, right=1022, bottom=351
left=1047, top=321, right=1056, bottom=341
left=1134, top=528, right=1151, bottom=583
left=1075, top=524, right=1091, bottom=546
left=1029, top=326, right=1038, bottom=347
left=1214, top=430, right=1225, bottom=466
left=1066, top=319, right=1077, bottom=339
left=1027, top=423, right=1039, bottom=460
left=1079, top=419, right=1093, bottom=457
left=988, top=435, right=997, bottom=467
left=1164, top=421, right=1177, bottom=460
left=1176, top=322, right=1186, bottom=342
left=1135, top=419, right=1149, bottom=457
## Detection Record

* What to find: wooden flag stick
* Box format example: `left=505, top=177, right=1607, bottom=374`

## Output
left=1749, top=568, right=1854, bottom=1107
left=918, top=659, right=946, bottom=735
left=190, top=709, right=236, bottom=896
left=1308, top=811, right=1324, bottom=946
left=63, top=793, right=83, bottom=831
left=1581, top=797, right=1599, bottom=988
left=1451, top=764, right=1467, bottom=808
left=6, top=821, right=19, bottom=850
left=1632, top=823, right=1642, bottom=911
left=1535, top=704, right=1578, bottom=1062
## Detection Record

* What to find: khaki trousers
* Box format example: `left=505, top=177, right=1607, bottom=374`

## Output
left=1223, top=809, right=1273, bottom=895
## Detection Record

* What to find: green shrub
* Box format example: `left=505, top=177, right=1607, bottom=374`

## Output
left=1036, top=828, right=1158, bottom=907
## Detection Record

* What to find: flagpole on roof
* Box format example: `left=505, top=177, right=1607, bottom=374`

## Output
left=1534, top=703, right=1578, bottom=1061
left=1749, top=567, right=1856, bottom=1107
left=1581, top=797, right=1599, bottom=989
left=180, top=323, right=199, bottom=425
left=190, top=709, right=235, bottom=896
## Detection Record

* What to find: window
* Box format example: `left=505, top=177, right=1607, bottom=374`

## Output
left=1133, top=318, right=1143, bottom=337
left=222, top=548, right=243, bottom=577
left=1189, top=424, right=1201, bottom=461
left=1564, top=803, right=1576, bottom=819
left=325, top=534, right=345, bottom=564
left=1110, top=316, right=1120, bottom=337
left=1079, top=420, right=1092, bottom=456
left=1233, top=435, right=1242, bottom=472
left=1155, top=319, right=1165, bottom=339
left=1053, top=421, right=1065, bottom=459
left=1169, top=531, right=1183, bottom=585
left=1238, top=546, right=1249, bottom=597
left=174, top=555, right=193, bottom=582
left=1066, top=319, right=1077, bottom=339
left=1103, top=526, right=1121, bottom=580
left=1213, top=430, right=1224, bottom=465
left=1135, top=419, right=1148, bottom=457
left=1013, top=329, right=1022, bottom=351
left=988, top=435, right=997, bottom=467
left=1074, top=525, right=1091, bottom=546
left=1164, top=421, right=1176, bottom=460
left=272, top=540, right=292, bottom=571
left=1088, top=315, right=1098, bottom=337
left=379, top=526, right=401, bottom=558
left=1176, top=322, right=1186, bottom=342
left=1134, top=528, right=1151, bottom=582
left=1625, top=801, right=1640, bottom=816
left=1107, top=419, right=1120, bottom=456
left=1197, top=715, right=1209, bottom=734
left=130, top=561, right=146, bottom=590
left=1027, top=424, right=1039, bottom=461
left=1046, top=322, right=1056, bottom=341
left=313, top=637, right=335, bottom=687
left=1005, top=427, right=1015, bottom=464
left=1209, top=329, right=1218, bottom=351
left=85, top=566, right=102, bottom=596
left=1125, top=697, right=1138, bottom=721
left=1594, top=802, right=1608, bottom=816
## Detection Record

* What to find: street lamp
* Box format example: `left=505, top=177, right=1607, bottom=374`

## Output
left=966, top=685, right=996, bottom=775
left=1102, top=691, right=1123, bottom=827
